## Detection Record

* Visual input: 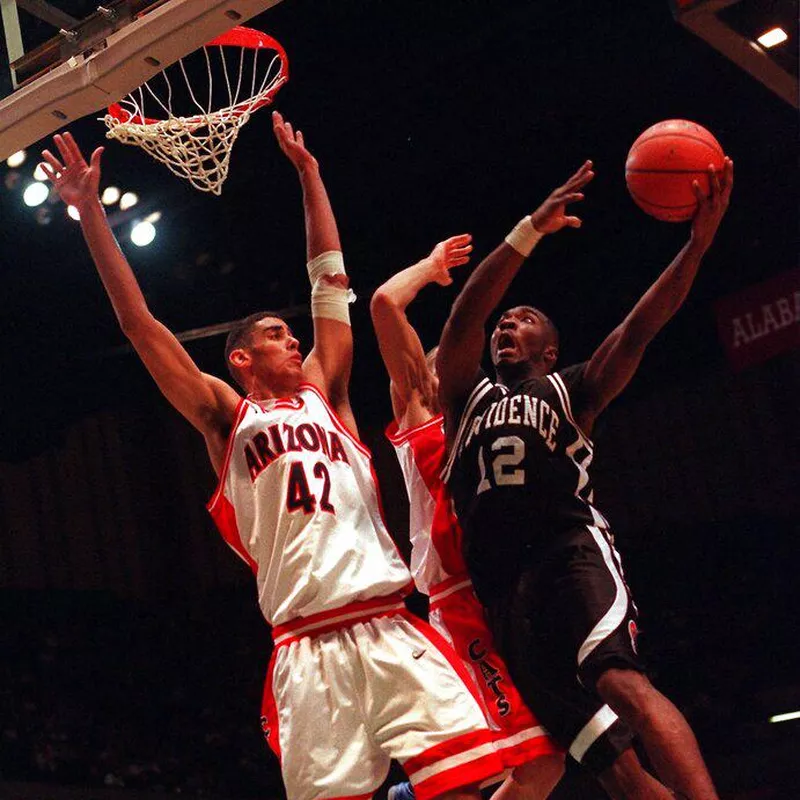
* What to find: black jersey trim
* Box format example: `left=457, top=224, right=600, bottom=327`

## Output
left=441, top=377, right=493, bottom=483
left=547, top=373, right=594, bottom=453
left=576, top=526, right=630, bottom=670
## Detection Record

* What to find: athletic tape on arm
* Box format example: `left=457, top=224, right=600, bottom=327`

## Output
left=307, top=250, right=356, bottom=325
left=505, top=215, right=544, bottom=257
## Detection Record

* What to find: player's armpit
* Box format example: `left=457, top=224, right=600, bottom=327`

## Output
left=124, top=314, right=241, bottom=437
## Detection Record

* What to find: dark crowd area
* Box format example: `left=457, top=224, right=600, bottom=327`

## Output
left=1, top=548, right=797, bottom=800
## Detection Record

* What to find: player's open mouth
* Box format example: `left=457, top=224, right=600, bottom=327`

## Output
left=496, top=332, right=516, bottom=353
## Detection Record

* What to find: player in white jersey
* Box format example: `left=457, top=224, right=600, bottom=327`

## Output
left=41, top=119, right=504, bottom=800
left=371, top=238, right=565, bottom=800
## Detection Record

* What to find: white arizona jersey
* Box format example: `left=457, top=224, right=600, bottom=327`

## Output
left=386, top=415, right=465, bottom=595
left=209, top=384, right=412, bottom=626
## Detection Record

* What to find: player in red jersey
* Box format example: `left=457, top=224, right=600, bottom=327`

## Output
left=372, top=236, right=565, bottom=800
left=40, top=117, right=505, bottom=800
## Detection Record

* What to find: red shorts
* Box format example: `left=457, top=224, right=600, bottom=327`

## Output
left=429, top=575, right=562, bottom=770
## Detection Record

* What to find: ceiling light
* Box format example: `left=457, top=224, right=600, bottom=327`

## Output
left=23, top=182, right=49, bottom=207
left=144, top=211, right=162, bottom=224
left=119, top=191, right=139, bottom=211
left=757, top=28, right=788, bottom=48
left=131, top=220, right=156, bottom=247
left=33, top=163, right=48, bottom=181
left=6, top=150, right=26, bottom=168
left=102, top=186, right=121, bottom=205
left=770, top=710, right=800, bottom=724
left=67, top=205, right=81, bottom=221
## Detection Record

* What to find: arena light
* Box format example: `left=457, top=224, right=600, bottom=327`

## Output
left=757, top=28, right=788, bottom=49
left=102, top=186, right=121, bottom=205
left=23, top=181, right=49, bottom=207
left=67, top=205, right=81, bottom=221
left=33, top=163, right=48, bottom=181
left=6, top=150, right=26, bottom=168
left=144, top=211, right=162, bottom=224
left=119, top=191, right=139, bottom=211
left=769, top=710, right=800, bottom=724
left=131, top=220, right=156, bottom=247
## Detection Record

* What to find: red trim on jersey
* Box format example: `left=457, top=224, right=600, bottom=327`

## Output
left=494, top=730, right=563, bottom=770
left=385, top=414, right=444, bottom=446
left=400, top=611, right=489, bottom=719
left=260, top=646, right=282, bottom=762
left=271, top=591, right=413, bottom=645
left=428, top=573, right=473, bottom=605
left=326, top=792, right=375, bottom=800
left=207, top=493, right=258, bottom=574
left=413, top=752, right=505, bottom=800
left=207, top=395, right=250, bottom=511
left=369, top=459, right=411, bottom=569
left=299, top=383, right=372, bottom=459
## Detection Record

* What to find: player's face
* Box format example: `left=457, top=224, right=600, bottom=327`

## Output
left=490, top=306, right=552, bottom=368
left=246, top=317, right=303, bottom=387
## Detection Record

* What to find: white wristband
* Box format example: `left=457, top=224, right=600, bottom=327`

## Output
left=504, top=215, right=544, bottom=257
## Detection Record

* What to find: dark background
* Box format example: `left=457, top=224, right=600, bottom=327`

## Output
left=0, top=0, right=798, bottom=797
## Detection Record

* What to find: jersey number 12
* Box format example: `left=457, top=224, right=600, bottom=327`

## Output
left=477, top=436, right=525, bottom=494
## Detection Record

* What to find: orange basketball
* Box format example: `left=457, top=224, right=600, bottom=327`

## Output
left=625, top=120, right=725, bottom=222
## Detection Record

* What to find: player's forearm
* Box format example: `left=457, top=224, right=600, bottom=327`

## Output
left=446, top=241, right=526, bottom=337
left=298, top=164, right=341, bottom=261
left=372, top=259, right=436, bottom=313
left=621, top=236, right=707, bottom=346
left=78, top=198, right=151, bottom=333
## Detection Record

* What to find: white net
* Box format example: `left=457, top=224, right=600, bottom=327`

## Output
left=103, top=29, right=288, bottom=195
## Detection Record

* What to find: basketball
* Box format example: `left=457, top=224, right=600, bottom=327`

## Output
left=625, top=119, right=725, bottom=222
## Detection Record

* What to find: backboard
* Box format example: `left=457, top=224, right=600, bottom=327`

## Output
left=0, top=0, right=286, bottom=161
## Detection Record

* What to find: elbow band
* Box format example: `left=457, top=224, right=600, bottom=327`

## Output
left=311, top=280, right=354, bottom=325
left=307, top=250, right=355, bottom=324
left=504, top=215, right=544, bottom=257
left=307, top=250, right=346, bottom=284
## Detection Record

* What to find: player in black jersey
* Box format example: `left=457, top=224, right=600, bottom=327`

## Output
left=438, top=157, right=733, bottom=799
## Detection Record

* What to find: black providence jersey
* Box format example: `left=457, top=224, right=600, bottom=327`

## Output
left=442, top=363, right=612, bottom=601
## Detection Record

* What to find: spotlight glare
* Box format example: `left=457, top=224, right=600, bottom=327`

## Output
left=144, top=211, right=162, bottom=224
left=770, top=710, right=800, bottom=724
left=757, top=28, right=788, bottom=48
left=119, top=191, right=139, bottom=211
left=33, top=163, right=48, bottom=181
left=23, top=181, right=49, bottom=207
left=131, top=220, right=156, bottom=247
left=67, top=205, right=81, bottom=221
left=102, top=186, right=121, bottom=205
left=6, top=150, right=26, bottom=168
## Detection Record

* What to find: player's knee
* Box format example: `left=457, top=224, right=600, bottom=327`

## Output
left=597, top=668, right=658, bottom=726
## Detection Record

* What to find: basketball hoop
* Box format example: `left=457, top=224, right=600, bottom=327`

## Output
left=103, top=27, right=289, bottom=195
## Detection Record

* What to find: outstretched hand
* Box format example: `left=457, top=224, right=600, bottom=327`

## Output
left=426, top=234, right=473, bottom=286
left=690, top=157, right=733, bottom=250
left=272, top=111, right=318, bottom=173
left=41, top=132, right=103, bottom=210
left=531, top=160, right=595, bottom=234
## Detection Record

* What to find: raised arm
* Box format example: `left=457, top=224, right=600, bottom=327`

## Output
left=41, top=133, right=240, bottom=473
left=437, top=161, right=594, bottom=412
left=272, top=112, right=356, bottom=428
left=370, top=235, right=472, bottom=427
left=578, top=158, right=734, bottom=433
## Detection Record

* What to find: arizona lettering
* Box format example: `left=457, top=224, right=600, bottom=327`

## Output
left=244, top=422, right=349, bottom=482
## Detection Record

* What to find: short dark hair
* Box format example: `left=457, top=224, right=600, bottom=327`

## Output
left=224, top=310, right=285, bottom=389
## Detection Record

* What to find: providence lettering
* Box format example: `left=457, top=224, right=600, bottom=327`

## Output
left=244, top=423, right=350, bottom=482
left=464, top=395, right=559, bottom=453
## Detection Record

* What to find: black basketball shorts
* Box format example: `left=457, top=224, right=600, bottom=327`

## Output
left=484, top=525, right=645, bottom=775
